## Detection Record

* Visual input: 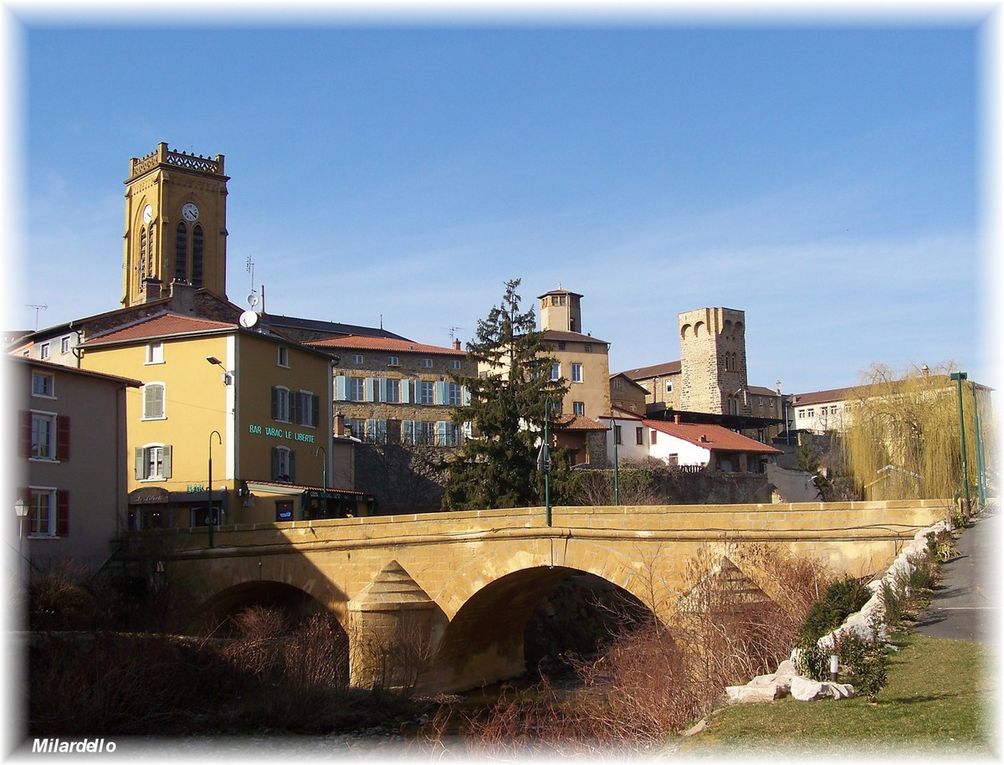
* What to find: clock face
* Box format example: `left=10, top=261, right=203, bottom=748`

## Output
left=142, top=204, right=153, bottom=223
left=181, top=202, right=199, bottom=222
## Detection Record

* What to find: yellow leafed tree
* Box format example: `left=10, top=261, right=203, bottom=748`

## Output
left=843, top=364, right=993, bottom=501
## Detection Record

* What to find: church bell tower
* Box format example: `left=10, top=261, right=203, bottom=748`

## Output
left=122, top=142, right=229, bottom=307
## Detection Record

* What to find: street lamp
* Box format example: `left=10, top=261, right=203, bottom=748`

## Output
left=609, top=413, right=620, bottom=505
left=15, top=498, right=28, bottom=581
left=536, top=399, right=552, bottom=527
left=207, top=430, right=222, bottom=547
left=776, top=380, right=790, bottom=447
left=949, top=371, right=971, bottom=513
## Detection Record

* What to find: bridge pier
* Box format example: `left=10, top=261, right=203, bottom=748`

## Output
left=347, top=561, right=440, bottom=690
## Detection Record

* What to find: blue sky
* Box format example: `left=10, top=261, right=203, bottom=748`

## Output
left=12, top=14, right=990, bottom=393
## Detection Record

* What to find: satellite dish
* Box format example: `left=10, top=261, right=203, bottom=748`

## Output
left=239, top=310, right=259, bottom=329
left=247, top=292, right=259, bottom=307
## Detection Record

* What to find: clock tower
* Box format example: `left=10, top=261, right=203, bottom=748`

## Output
left=122, top=142, right=230, bottom=307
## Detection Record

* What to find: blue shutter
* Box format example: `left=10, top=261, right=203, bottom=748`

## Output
left=379, top=378, right=388, bottom=403
left=462, top=385, right=471, bottom=406
left=434, top=381, right=446, bottom=405
left=436, top=421, right=447, bottom=446
left=401, top=378, right=411, bottom=403
left=403, top=420, right=414, bottom=444
left=335, top=376, right=347, bottom=401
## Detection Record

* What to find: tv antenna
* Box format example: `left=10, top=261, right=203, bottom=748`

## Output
left=446, top=326, right=464, bottom=343
left=245, top=256, right=259, bottom=309
left=26, top=304, right=47, bottom=331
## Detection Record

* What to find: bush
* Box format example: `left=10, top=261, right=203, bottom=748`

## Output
left=834, top=631, right=888, bottom=702
left=799, top=576, right=871, bottom=644
left=794, top=642, right=831, bottom=682
left=881, top=581, right=906, bottom=627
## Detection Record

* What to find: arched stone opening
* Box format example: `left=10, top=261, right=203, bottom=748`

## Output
left=195, top=580, right=339, bottom=636
left=426, top=566, right=656, bottom=692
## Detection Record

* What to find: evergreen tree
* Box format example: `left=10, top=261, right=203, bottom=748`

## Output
left=444, top=279, right=568, bottom=509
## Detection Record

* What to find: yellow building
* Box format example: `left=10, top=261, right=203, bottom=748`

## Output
left=80, top=312, right=370, bottom=530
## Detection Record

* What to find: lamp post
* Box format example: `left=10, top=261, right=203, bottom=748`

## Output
left=314, top=445, right=328, bottom=518
left=610, top=413, right=620, bottom=505
left=949, top=371, right=970, bottom=513
left=537, top=399, right=552, bottom=527
left=208, top=430, right=222, bottom=547
left=14, top=498, right=28, bottom=582
left=970, top=380, right=987, bottom=507
left=775, top=380, right=786, bottom=446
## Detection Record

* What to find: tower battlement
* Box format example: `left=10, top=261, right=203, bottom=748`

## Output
left=128, top=142, right=226, bottom=181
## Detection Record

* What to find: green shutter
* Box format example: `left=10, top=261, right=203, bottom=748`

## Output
left=271, top=386, right=280, bottom=419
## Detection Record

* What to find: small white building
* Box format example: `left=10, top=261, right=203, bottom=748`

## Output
left=643, top=418, right=781, bottom=473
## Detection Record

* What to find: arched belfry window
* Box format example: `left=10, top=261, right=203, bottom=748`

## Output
left=148, top=224, right=156, bottom=276
left=192, top=224, right=204, bottom=287
left=139, top=227, right=147, bottom=284
left=175, top=223, right=187, bottom=282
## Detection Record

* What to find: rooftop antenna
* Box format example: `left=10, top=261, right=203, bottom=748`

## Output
left=26, top=304, right=47, bottom=331
left=380, top=314, right=383, bottom=330
left=245, top=256, right=259, bottom=312
left=447, top=326, right=463, bottom=343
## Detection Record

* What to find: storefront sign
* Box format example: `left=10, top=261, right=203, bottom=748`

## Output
left=276, top=507, right=294, bottom=521
left=247, top=423, right=316, bottom=444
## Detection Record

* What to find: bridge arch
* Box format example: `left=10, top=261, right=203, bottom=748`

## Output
left=194, top=579, right=341, bottom=634
left=424, top=564, right=656, bottom=692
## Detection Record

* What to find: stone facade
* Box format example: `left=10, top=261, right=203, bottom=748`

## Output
left=678, top=307, right=749, bottom=415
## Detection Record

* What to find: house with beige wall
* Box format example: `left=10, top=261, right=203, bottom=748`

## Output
left=13, top=358, right=139, bottom=573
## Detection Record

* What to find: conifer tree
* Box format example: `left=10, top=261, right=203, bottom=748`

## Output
left=444, top=279, right=568, bottom=509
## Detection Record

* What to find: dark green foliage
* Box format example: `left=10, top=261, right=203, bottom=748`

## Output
left=444, top=279, right=567, bottom=509
left=880, top=581, right=905, bottom=627
left=794, top=642, right=831, bottom=682
left=799, top=576, right=871, bottom=644
left=835, top=631, right=889, bottom=702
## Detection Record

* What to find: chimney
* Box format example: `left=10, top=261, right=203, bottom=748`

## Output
left=453, top=339, right=462, bottom=351
left=143, top=278, right=162, bottom=302
left=333, top=412, right=346, bottom=438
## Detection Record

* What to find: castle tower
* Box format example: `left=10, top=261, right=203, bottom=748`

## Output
left=678, top=307, right=749, bottom=415
left=122, top=142, right=229, bottom=307
left=538, top=288, right=583, bottom=333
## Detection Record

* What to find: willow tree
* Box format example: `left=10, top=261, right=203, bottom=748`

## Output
left=443, top=279, right=567, bottom=510
left=843, top=364, right=990, bottom=501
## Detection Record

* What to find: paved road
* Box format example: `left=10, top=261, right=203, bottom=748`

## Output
left=915, top=508, right=1000, bottom=644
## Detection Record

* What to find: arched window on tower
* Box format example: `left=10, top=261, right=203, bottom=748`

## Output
left=192, top=224, right=204, bottom=287
left=139, top=227, right=147, bottom=286
left=148, top=224, right=156, bottom=276
left=175, top=223, right=187, bottom=282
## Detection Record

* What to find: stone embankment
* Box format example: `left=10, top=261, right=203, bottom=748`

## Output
left=724, top=518, right=951, bottom=706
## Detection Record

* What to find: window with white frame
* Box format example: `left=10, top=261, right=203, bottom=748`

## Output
left=60, top=336, right=71, bottom=354
left=39, top=343, right=50, bottom=360
left=388, top=355, right=400, bottom=367
left=348, top=377, right=365, bottom=402
left=807, top=408, right=815, bottom=417
left=386, top=378, right=400, bottom=403
left=346, top=418, right=366, bottom=439
left=271, top=446, right=295, bottom=482
left=29, top=489, right=56, bottom=537
left=136, top=444, right=172, bottom=480
left=423, top=358, right=434, bottom=368
left=146, top=342, right=164, bottom=364
left=31, top=413, right=56, bottom=460
left=447, top=382, right=462, bottom=406
left=277, top=346, right=289, bottom=367
left=296, top=390, right=318, bottom=426
left=419, top=380, right=434, bottom=405
left=451, top=360, right=462, bottom=370
left=550, top=362, right=561, bottom=381
left=571, top=363, right=583, bottom=383
left=352, top=354, right=363, bottom=365
left=635, top=427, right=644, bottom=445
left=142, top=383, right=166, bottom=420
left=31, top=371, right=54, bottom=398
left=272, top=386, right=291, bottom=422
left=573, top=401, right=585, bottom=416
left=666, top=381, right=673, bottom=392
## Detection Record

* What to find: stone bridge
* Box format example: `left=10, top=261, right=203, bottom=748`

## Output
left=125, top=500, right=945, bottom=693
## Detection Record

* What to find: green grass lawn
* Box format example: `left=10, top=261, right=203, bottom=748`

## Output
left=679, top=633, right=997, bottom=757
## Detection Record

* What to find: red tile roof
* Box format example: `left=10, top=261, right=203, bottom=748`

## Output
left=13, top=357, right=143, bottom=387
left=643, top=419, right=781, bottom=454
left=84, top=313, right=235, bottom=346
left=541, top=330, right=609, bottom=345
left=307, top=335, right=465, bottom=356
left=554, top=415, right=610, bottom=432
left=620, top=360, right=682, bottom=379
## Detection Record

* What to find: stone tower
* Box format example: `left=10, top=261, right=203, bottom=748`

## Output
left=678, top=307, right=749, bottom=415
left=122, top=142, right=229, bottom=307
left=538, top=288, right=583, bottom=333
